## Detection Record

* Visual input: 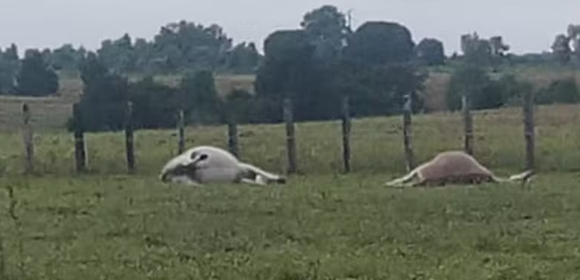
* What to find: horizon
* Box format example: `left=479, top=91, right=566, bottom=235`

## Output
left=1, top=1, right=579, bottom=57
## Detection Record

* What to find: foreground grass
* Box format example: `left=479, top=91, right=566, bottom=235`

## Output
left=1, top=173, right=580, bottom=279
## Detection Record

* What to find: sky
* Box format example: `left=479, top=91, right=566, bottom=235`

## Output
left=0, top=0, right=578, bottom=56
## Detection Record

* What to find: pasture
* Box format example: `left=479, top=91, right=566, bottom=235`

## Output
left=1, top=173, right=580, bottom=279
left=1, top=101, right=580, bottom=279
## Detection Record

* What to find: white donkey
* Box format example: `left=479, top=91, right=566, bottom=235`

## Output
left=159, top=145, right=286, bottom=186
left=385, top=150, right=534, bottom=188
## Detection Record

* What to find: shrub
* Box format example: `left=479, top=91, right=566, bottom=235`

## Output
left=535, top=78, right=580, bottom=104
left=446, top=65, right=526, bottom=111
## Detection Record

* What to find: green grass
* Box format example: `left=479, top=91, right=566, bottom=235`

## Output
left=1, top=173, right=580, bottom=279
left=2, top=104, right=580, bottom=177
left=2, top=94, right=580, bottom=278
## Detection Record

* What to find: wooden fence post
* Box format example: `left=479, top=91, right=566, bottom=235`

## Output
left=227, top=118, right=239, bottom=159
left=283, top=97, right=297, bottom=174
left=402, top=94, right=416, bottom=172
left=21, top=104, right=34, bottom=174
left=0, top=234, right=5, bottom=280
left=73, top=103, right=87, bottom=173
left=523, top=89, right=535, bottom=171
left=462, top=94, right=474, bottom=155
left=125, top=101, right=135, bottom=174
left=177, top=110, right=185, bottom=154
left=341, top=95, right=351, bottom=173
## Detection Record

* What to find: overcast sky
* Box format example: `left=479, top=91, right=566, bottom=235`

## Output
left=0, top=0, right=578, bottom=56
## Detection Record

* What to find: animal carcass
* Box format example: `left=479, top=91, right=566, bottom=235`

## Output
left=384, top=150, right=534, bottom=188
left=159, top=145, right=286, bottom=186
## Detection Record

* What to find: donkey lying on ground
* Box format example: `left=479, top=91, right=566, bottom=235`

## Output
left=384, top=150, right=534, bottom=188
left=160, top=145, right=286, bottom=186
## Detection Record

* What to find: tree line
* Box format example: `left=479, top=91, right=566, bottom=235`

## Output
left=2, top=5, right=580, bottom=132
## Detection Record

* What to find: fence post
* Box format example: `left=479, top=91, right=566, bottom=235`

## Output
left=125, top=101, right=135, bottom=174
left=283, top=97, right=297, bottom=174
left=227, top=117, right=239, bottom=159
left=523, top=89, right=535, bottom=171
left=177, top=110, right=185, bottom=154
left=341, top=95, right=351, bottom=173
left=73, top=103, right=87, bottom=173
left=462, top=94, right=474, bottom=155
left=21, top=104, right=34, bottom=174
left=0, top=234, right=5, bottom=280
left=402, top=94, right=416, bottom=172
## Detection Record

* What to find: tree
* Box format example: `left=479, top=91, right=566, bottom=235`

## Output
left=223, top=89, right=262, bottom=124
left=300, top=5, right=350, bottom=62
left=179, top=70, right=222, bottom=124
left=15, top=49, right=59, bottom=96
left=255, top=29, right=330, bottom=121
left=461, top=32, right=492, bottom=66
left=98, top=33, right=135, bottom=73
left=415, top=38, right=445, bottom=66
left=225, top=42, right=260, bottom=73
left=446, top=65, right=520, bottom=111
left=344, top=21, right=415, bottom=66
left=129, top=76, right=181, bottom=129
left=535, top=78, right=580, bottom=104
left=567, top=24, right=580, bottom=57
left=446, top=65, right=490, bottom=111
left=489, top=36, right=510, bottom=70
left=0, top=44, right=20, bottom=94
left=551, top=34, right=571, bottom=65
left=152, top=21, right=233, bottom=72
left=52, top=44, right=86, bottom=72
left=75, top=52, right=129, bottom=132
left=489, top=36, right=510, bottom=58
left=4, top=44, right=19, bottom=61
left=346, top=63, right=426, bottom=116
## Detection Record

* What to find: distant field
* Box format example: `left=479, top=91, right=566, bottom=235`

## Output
left=1, top=66, right=578, bottom=132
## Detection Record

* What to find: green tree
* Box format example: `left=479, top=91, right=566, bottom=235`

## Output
left=223, top=89, right=262, bottom=124
left=551, top=34, right=571, bottom=65
left=536, top=78, right=580, bottom=104
left=446, top=65, right=490, bottom=111
left=179, top=70, right=222, bottom=124
left=4, top=44, right=19, bottom=61
left=52, top=44, right=85, bottom=72
left=415, top=38, right=445, bottom=66
left=129, top=76, right=181, bottom=129
left=98, top=33, right=135, bottom=73
left=75, top=52, right=129, bottom=132
left=15, top=49, right=59, bottom=96
left=347, top=64, right=426, bottom=116
left=225, top=42, right=260, bottom=73
left=567, top=24, right=580, bottom=58
left=152, top=21, right=233, bottom=72
left=255, top=29, right=332, bottom=121
left=0, top=44, right=20, bottom=94
left=344, top=21, right=415, bottom=66
left=300, top=5, right=349, bottom=62
left=461, top=32, right=492, bottom=66
left=446, top=65, right=520, bottom=111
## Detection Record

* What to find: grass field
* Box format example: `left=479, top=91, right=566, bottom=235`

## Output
left=1, top=173, right=580, bottom=279
left=1, top=67, right=580, bottom=279
left=0, top=103, right=580, bottom=278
